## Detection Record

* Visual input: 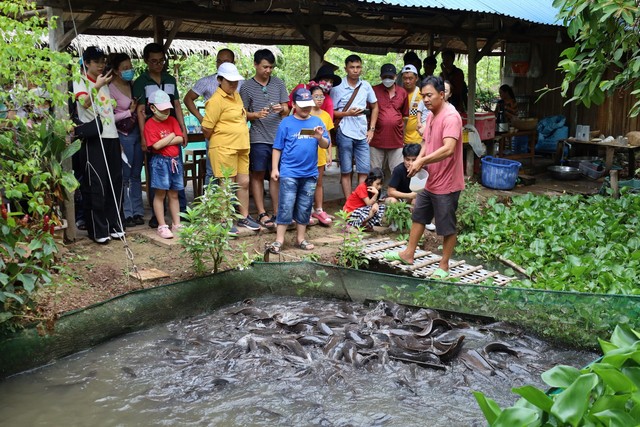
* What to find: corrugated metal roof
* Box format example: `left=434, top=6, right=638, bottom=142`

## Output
left=361, top=0, right=562, bottom=26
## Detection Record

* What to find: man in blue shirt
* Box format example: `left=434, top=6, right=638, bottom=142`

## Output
left=330, top=54, right=378, bottom=199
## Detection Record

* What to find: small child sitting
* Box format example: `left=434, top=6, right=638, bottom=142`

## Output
left=387, top=143, right=421, bottom=204
left=267, top=88, right=330, bottom=254
left=143, top=90, right=184, bottom=239
left=343, top=167, right=386, bottom=230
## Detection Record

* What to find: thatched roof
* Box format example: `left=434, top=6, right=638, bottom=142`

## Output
left=69, top=34, right=281, bottom=58
left=38, top=0, right=565, bottom=55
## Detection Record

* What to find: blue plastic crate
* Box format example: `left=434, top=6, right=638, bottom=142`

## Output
left=481, top=156, right=522, bottom=190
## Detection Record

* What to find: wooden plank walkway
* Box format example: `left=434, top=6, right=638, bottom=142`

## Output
left=361, top=237, right=515, bottom=286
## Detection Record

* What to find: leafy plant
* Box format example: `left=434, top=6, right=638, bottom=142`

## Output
left=457, top=191, right=640, bottom=294
left=551, top=0, right=640, bottom=116
left=0, top=120, right=79, bottom=334
left=0, top=209, right=59, bottom=333
left=457, top=179, right=484, bottom=231
left=292, top=269, right=334, bottom=296
left=179, top=173, right=243, bottom=274
left=474, top=324, right=640, bottom=426
left=333, top=210, right=368, bottom=269
left=383, top=201, right=412, bottom=232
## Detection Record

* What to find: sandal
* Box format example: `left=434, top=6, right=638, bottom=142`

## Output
left=258, top=212, right=275, bottom=229
left=266, top=241, right=282, bottom=254
left=296, top=240, right=315, bottom=250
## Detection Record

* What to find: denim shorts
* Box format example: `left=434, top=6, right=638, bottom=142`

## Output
left=276, top=177, right=317, bottom=225
left=336, top=128, right=370, bottom=175
left=412, top=190, right=461, bottom=236
left=249, top=143, right=273, bottom=173
left=150, top=155, right=185, bottom=191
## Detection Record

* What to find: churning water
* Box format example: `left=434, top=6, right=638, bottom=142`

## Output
left=0, top=297, right=598, bottom=426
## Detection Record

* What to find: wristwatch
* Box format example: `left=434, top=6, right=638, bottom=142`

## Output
left=369, top=127, right=375, bottom=131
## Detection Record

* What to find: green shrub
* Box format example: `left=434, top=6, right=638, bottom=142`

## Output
left=474, top=325, right=640, bottom=426
left=333, top=210, right=368, bottom=269
left=383, top=200, right=412, bottom=232
left=179, top=175, right=243, bottom=274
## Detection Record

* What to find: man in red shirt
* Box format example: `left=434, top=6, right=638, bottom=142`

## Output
left=370, top=64, right=408, bottom=174
left=385, top=76, right=464, bottom=278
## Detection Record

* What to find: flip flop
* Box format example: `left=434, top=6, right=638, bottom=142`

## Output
left=431, top=268, right=450, bottom=278
left=384, top=252, right=412, bottom=265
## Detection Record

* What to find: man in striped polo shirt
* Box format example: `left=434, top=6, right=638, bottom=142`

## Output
left=239, top=49, right=290, bottom=229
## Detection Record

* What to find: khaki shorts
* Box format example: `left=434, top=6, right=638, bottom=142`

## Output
left=209, top=146, right=249, bottom=178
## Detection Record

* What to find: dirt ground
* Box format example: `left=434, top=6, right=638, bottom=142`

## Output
left=37, top=197, right=442, bottom=320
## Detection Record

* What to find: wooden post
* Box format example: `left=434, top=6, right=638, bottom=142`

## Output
left=610, top=169, right=620, bottom=199
left=308, top=25, right=323, bottom=79
left=466, top=36, right=478, bottom=177
left=47, top=7, right=76, bottom=241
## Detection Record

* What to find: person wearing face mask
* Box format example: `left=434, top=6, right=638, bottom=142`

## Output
left=143, top=90, right=185, bottom=239
left=72, top=46, right=124, bottom=244
left=370, top=63, right=408, bottom=175
left=108, top=53, right=145, bottom=229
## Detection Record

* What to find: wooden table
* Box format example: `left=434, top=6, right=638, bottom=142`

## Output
left=557, top=138, right=640, bottom=176
left=184, top=133, right=207, bottom=197
left=493, top=129, right=537, bottom=168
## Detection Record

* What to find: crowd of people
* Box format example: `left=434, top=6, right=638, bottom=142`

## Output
left=70, top=44, right=467, bottom=276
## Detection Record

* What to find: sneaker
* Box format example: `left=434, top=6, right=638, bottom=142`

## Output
left=94, top=236, right=110, bottom=244
left=133, top=215, right=145, bottom=225
left=237, top=216, right=261, bottom=231
left=426, top=223, right=436, bottom=231
left=171, top=224, right=183, bottom=233
left=149, top=216, right=159, bottom=228
left=110, top=231, right=125, bottom=239
left=312, top=210, right=332, bottom=225
left=125, top=217, right=136, bottom=228
left=228, top=225, right=239, bottom=238
left=156, top=225, right=174, bottom=239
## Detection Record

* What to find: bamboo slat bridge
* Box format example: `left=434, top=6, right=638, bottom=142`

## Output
left=361, top=238, right=516, bottom=286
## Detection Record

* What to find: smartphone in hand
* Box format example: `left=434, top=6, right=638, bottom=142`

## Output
left=299, top=128, right=316, bottom=136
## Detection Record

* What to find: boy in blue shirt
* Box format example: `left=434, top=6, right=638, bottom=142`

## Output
left=267, top=88, right=329, bottom=254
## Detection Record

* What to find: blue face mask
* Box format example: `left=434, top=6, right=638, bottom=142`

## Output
left=121, top=69, right=135, bottom=81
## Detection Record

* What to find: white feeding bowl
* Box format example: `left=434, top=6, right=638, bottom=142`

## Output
left=409, top=169, right=428, bottom=192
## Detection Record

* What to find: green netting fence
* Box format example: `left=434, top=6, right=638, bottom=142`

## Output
left=1, top=262, right=638, bottom=379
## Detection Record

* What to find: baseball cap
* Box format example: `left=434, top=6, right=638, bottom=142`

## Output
left=217, top=62, right=244, bottom=82
left=401, top=65, right=418, bottom=76
left=294, top=88, right=315, bottom=108
left=380, top=63, right=397, bottom=77
left=82, top=46, right=106, bottom=63
left=149, top=90, right=173, bottom=110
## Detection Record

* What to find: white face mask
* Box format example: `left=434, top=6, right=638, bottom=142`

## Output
left=382, top=78, right=395, bottom=88
left=152, top=107, right=170, bottom=121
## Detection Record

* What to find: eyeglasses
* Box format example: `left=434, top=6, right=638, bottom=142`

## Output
left=148, top=59, right=166, bottom=65
left=312, top=95, right=325, bottom=100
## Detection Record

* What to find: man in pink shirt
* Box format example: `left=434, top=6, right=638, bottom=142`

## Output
left=385, top=76, right=464, bottom=278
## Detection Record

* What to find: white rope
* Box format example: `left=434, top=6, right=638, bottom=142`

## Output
left=66, top=0, right=140, bottom=279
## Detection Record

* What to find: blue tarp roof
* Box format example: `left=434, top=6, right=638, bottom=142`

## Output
left=361, top=0, right=562, bottom=26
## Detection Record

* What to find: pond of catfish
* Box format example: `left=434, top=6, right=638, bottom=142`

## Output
left=0, top=297, right=598, bottom=426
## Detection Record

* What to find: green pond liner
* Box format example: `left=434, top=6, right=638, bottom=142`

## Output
left=1, top=262, right=638, bottom=379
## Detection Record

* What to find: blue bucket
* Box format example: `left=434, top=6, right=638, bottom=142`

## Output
left=481, top=156, right=521, bottom=190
